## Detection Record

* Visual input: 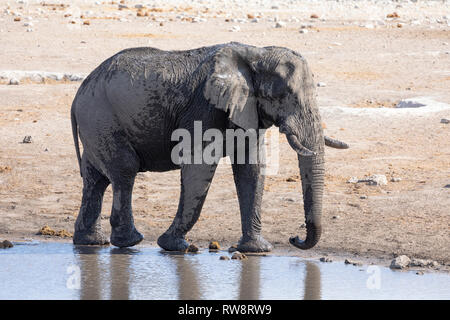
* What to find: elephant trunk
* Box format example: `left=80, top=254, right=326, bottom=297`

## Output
left=289, top=142, right=325, bottom=250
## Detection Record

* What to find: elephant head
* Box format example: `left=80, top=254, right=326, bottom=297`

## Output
left=204, top=43, right=348, bottom=249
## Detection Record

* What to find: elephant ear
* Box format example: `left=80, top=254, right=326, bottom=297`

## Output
left=204, top=46, right=261, bottom=131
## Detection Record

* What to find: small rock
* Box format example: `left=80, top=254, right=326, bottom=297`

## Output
left=186, top=244, right=199, bottom=253
left=274, top=21, right=286, bottom=28
left=409, top=258, right=439, bottom=268
left=231, top=251, right=247, bottom=260
left=332, top=215, right=340, bottom=220
left=320, top=257, right=332, bottom=263
left=317, top=82, right=327, bottom=87
left=9, top=78, right=19, bottom=85
left=83, top=20, right=90, bottom=25
left=0, top=240, right=14, bottom=249
left=209, top=241, right=221, bottom=250
left=390, top=255, right=411, bottom=269
left=347, top=176, right=359, bottom=183
left=360, top=195, right=368, bottom=199
left=391, top=177, right=402, bottom=182
left=396, top=100, right=426, bottom=108
left=229, top=25, right=240, bottom=32
left=286, top=177, right=297, bottom=182
left=299, top=29, right=308, bottom=34
left=416, top=271, right=424, bottom=275
left=228, top=245, right=238, bottom=253
left=22, top=136, right=32, bottom=144
left=386, top=12, right=400, bottom=19
left=219, top=256, right=230, bottom=260
left=440, top=118, right=449, bottom=124
left=367, top=174, right=387, bottom=186
left=310, top=14, right=319, bottom=19
left=344, top=259, right=362, bottom=266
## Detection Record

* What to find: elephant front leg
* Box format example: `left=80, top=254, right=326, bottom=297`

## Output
left=157, top=163, right=217, bottom=251
left=232, top=162, right=272, bottom=252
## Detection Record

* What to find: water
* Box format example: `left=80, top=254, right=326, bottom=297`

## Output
left=0, top=242, right=449, bottom=300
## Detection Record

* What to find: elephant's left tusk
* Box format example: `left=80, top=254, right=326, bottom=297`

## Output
left=324, top=136, right=349, bottom=149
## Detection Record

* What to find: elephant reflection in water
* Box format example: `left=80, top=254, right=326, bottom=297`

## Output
left=73, top=248, right=321, bottom=300
left=74, top=246, right=134, bottom=300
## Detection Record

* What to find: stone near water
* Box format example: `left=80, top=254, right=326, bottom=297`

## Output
left=231, top=251, right=247, bottom=260
left=209, top=241, right=221, bottom=250
left=390, top=255, right=411, bottom=269
left=345, top=259, right=362, bottom=266
left=186, top=244, right=199, bottom=253
left=320, top=257, right=332, bottom=263
left=0, top=240, right=14, bottom=249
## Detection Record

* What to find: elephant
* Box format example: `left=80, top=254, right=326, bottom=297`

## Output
left=70, top=42, right=348, bottom=252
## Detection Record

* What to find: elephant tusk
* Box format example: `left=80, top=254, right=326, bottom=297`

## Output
left=324, top=136, right=349, bottom=149
left=286, top=134, right=316, bottom=157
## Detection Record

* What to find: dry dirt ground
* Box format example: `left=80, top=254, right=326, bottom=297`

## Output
left=0, top=0, right=449, bottom=270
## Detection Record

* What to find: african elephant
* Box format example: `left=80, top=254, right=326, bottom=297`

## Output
left=70, top=42, right=348, bottom=251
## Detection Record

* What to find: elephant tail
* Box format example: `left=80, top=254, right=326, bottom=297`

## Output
left=71, top=104, right=83, bottom=177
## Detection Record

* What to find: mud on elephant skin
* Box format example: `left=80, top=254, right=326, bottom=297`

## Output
left=71, top=42, right=348, bottom=251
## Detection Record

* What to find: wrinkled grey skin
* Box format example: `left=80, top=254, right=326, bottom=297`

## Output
left=71, top=42, right=348, bottom=251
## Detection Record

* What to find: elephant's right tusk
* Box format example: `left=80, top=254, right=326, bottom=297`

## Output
left=324, top=136, right=349, bottom=149
left=286, top=134, right=316, bottom=157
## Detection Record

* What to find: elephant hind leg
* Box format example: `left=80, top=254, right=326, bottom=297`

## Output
left=73, top=158, right=110, bottom=245
left=108, top=151, right=144, bottom=248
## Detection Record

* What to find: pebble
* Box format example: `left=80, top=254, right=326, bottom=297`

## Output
left=209, top=241, right=221, bottom=250
left=228, top=245, right=238, bottom=253
left=274, top=21, right=286, bottom=28
left=219, top=256, right=230, bottom=260
left=360, top=195, right=368, bottom=199
left=320, top=257, right=333, bottom=263
left=9, top=78, right=19, bottom=85
left=231, top=251, right=247, bottom=260
left=0, top=240, right=13, bottom=249
left=186, top=244, right=199, bottom=253
left=229, top=25, right=240, bottom=32
left=317, top=82, right=327, bottom=87
left=344, top=259, right=362, bottom=266
left=299, top=29, right=308, bottom=34
left=391, top=177, right=402, bottom=182
left=440, top=118, right=449, bottom=124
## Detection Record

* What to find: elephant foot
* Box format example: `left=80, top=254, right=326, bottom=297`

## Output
left=157, top=232, right=190, bottom=252
left=237, top=235, right=272, bottom=253
left=110, top=226, right=143, bottom=248
left=73, top=229, right=110, bottom=246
